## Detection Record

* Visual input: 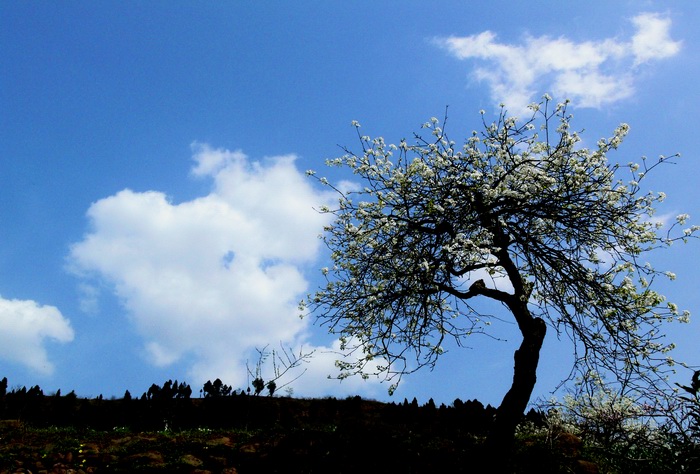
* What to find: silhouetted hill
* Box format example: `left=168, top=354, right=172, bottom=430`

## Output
left=1, top=381, right=594, bottom=473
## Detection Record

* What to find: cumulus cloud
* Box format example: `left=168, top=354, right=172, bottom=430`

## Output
left=0, top=296, right=74, bottom=374
left=435, top=12, right=681, bottom=114
left=631, top=13, right=682, bottom=64
left=68, top=144, right=386, bottom=396
left=291, top=338, right=392, bottom=399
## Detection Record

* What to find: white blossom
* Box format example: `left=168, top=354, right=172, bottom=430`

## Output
left=307, top=97, right=695, bottom=415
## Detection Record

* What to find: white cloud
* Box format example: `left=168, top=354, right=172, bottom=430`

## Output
left=290, top=338, right=392, bottom=399
left=77, top=283, right=100, bottom=314
left=190, top=143, right=246, bottom=178
left=631, top=13, right=682, bottom=65
left=436, top=12, right=681, bottom=114
left=68, top=144, right=387, bottom=396
left=0, top=295, right=74, bottom=374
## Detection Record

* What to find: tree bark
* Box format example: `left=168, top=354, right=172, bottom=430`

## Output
left=486, top=313, right=547, bottom=461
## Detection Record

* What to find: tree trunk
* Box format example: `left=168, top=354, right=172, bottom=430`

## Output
left=486, top=314, right=547, bottom=464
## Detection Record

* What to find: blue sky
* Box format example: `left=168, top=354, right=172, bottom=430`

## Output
left=1, top=1, right=699, bottom=407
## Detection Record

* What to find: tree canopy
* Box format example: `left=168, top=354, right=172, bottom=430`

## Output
left=304, top=97, right=696, bottom=445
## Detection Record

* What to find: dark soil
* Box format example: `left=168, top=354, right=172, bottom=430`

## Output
left=0, top=395, right=592, bottom=473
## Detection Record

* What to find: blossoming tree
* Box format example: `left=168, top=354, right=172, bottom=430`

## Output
left=304, top=97, right=696, bottom=447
